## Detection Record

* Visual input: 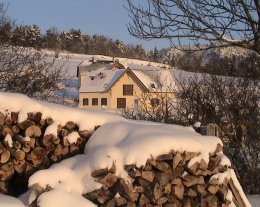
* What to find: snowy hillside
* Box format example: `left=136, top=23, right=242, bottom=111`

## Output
left=43, top=50, right=171, bottom=79
left=0, top=93, right=252, bottom=207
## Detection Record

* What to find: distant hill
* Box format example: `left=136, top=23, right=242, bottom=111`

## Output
left=162, top=46, right=260, bottom=79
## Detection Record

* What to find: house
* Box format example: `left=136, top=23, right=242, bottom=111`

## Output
left=77, top=57, right=175, bottom=109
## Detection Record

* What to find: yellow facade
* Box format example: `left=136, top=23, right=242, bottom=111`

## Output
left=79, top=71, right=146, bottom=109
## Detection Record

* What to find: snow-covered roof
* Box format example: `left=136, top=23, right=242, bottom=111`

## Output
left=131, top=68, right=175, bottom=92
left=79, top=68, right=126, bottom=93
left=79, top=62, right=175, bottom=93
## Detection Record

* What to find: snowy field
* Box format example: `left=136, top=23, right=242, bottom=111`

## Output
left=247, top=195, right=260, bottom=207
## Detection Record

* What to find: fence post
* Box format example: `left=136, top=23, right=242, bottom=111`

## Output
left=197, top=123, right=219, bottom=136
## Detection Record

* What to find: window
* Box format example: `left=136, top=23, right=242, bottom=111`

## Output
left=117, top=98, right=126, bottom=108
left=123, top=85, right=133, bottom=96
left=83, top=98, right=89, bottom=106
left=151, top=98, right=160, bottom=107
left=92, top=98, right=98, bottom=106
left=101, top=98, right=107, bottom=105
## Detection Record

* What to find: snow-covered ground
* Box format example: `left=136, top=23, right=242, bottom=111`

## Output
left=247, top=195, right=260, bottom=207
left=0, top=92, right=254, bottom=207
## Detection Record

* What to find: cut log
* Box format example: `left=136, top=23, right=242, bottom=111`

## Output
left=61, top=146, right=69, bottom=156
left=27, top=112, right=42, bottom=123
left=29, top=138, right=36, bottom=148
left=54, top=145, right=63, bottom=156
left=50, top=154, right=58, bottom=162
left=207, top=185, right=219, bottom=194
left=91, top=168, right=109, bottom=178
left=11, top=125, right=20, bottom=134
left=14, top=161, right=27, bottom=173
left=153, top=183, right=163, bottom=200
left=60, top=128, right=68, bottom=137
left=157, top=152, right=173, bottom=161
left=0, top=143, right=4, bottom=154
left=0, top=149, right=11, bottom=163
left=78, top=130, right=90, bottom=138
left=22, top=144, right=31, bottom=153
left=172, top=153, right=182, bottom=170
left=0, top=112, right=5, bottom=126
left=141, top=171, right=155, bottom=182
left=13, top=141, right=22, bottom=150
left=5, top=117, right=12, bottom=125
left=42, top=135, right=54, bottom=147
left=10, top=112, right=18, bottom=123
left=1, top=164, right=14, bottom=181
left=206, top=195, right=218, bottom=207
left=153, top=161, right=172, bottom=173
left=0, top=170, right=5, bottom=181
left=25, top=125, right=41, bottom=137
left=69, top=144, right=79, bottom=154
left=2, top=125, right=12, bottom=136
left=172, top=184, right=184, bottom=200
left=46, top=117, right=54, bottom=125
left=65, top=121, right=76, bottom=130
left=115, top=196, right=127, bottom=206
left=187, top=188, right=197, bottom=197
left=31, top=147, right=46, bottom=166
left=98, top=173, right=117, bottom=188
left=76, top=137, right=84, bottom=145
left=14, top=150, right=26, bottom=161
left=18, top=120, right=34, bottom=130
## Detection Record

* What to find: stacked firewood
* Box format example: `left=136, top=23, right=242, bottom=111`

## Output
left=0, top=111, right=90, bottom=195
left=80, top=147, right=242, bottom=207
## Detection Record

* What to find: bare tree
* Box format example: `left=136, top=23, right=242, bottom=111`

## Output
left=126, top=0, right=260, bottom=53
left=123, top=74, right=176, bottom=123
left=124, top=69, right=260, bottom=193
left=0, top=3, right=63, bottom=101
left=173, top=72, right=260, bottom=194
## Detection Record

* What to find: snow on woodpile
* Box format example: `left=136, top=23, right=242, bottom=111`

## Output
left=28, top=121, right=251, bottom=207
left=0, top=92, right=124, bottom=196
left=0, top=194, right=25, bottom=207
left=0, top=92, right=251, bottom=207
left=0, top=92, right=124, bottom=131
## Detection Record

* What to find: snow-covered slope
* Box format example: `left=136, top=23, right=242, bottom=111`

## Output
left=43, top=50, right=171, bottom=79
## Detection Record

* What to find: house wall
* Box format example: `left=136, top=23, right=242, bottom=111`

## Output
left=79, top=70, right=176, bottom=110
left=79, top=71, right=146, bottom=109
left=109, top=71, right=145, bottom=109
left=79, top=92, right=111, bottom=109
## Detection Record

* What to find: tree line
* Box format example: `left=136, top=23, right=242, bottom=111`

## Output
left=1, top=22, right=161, bottom=62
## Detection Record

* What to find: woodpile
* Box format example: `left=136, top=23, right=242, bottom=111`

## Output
left=78, top=148, right=244, bottom=207
left=0, top=111, right=91, bottom=195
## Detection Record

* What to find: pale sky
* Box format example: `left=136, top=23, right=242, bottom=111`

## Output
left=3, top=0, right=171, bottom=51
